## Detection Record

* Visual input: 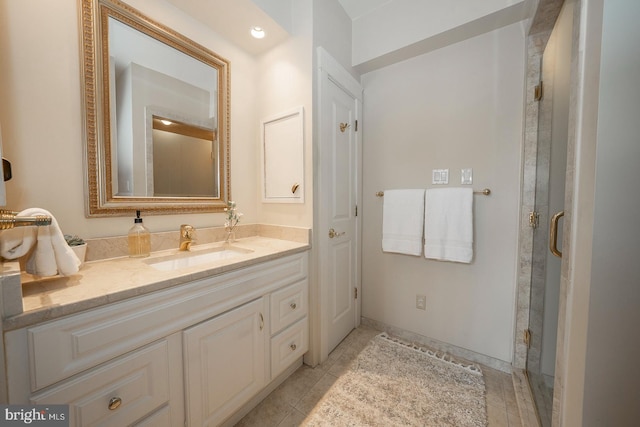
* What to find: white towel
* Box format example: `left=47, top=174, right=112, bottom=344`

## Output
left=424, top=187, right=474, bottom=263
left=0, top=224, right=36, bottom=259
left=0, top=208, right=80, bottom=276
left=382, top=189, right=425, bottom=256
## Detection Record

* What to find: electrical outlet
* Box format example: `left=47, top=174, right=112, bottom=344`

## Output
left=416, top=295, right=426, bottom=310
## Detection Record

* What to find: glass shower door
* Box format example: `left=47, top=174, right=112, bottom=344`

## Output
left=525, top=1, right=573, bottom=425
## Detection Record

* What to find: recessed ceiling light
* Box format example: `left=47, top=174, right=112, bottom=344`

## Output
left=250, top=26, right=266, bottom=39
left=160, top=119, right=172, bottom=126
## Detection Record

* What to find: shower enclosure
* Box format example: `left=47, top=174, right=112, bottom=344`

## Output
left=525, top=1, right=573, bottom=425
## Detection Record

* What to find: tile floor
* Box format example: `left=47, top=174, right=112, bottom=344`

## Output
left=236, top=325, right=523, bottom=426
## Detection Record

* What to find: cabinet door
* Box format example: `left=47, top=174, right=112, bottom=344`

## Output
left=183, top=297, right=267, bottom=426
left=261, top=107, right=304, bottom=203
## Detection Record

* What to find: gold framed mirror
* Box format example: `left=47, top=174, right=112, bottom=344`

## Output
left=80, top=0, right=230, bottom=216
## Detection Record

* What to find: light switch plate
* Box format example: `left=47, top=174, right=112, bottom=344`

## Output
left=432, top=169, right=449, bottom=185
left=461, top=168, right=473, bottom=185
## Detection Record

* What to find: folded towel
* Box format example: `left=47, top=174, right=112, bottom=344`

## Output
left=382, top=189, right=425, bottom=256
left=0, top=208, right=80, bottom=276
left=424, top=187, right=474, bottom=263
left=0, top=225, right=36, bottom=259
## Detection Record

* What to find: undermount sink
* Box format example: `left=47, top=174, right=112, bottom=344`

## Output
left=145, top=246, right=253, bottom=271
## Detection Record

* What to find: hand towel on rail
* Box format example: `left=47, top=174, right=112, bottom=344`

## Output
left=0, top=208, right=81, bottom=276
left=0, top=224, right=36, bottom=259
left=24, top=208, right=81, bottom=276
left=382, top=189, right=425, bottom=256
left=424, top=187, right=473, bottom=263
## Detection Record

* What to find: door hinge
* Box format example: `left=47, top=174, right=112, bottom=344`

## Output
left=524, top=329, right=532, bottom=349
left=354, top=288, right=358, bottom=299
left=529, top=211, right=539, bottom=229
left=355, top=119, right=358, bottom=132
left=355, top=205, right=358, bottom=217
left=534, top=81, right=544, bottom=101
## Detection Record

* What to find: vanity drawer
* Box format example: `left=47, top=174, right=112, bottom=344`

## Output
left=271, top=317, right=308, bottom=379
left=30, top=340, right=170, bottom=427
left=270, top=279, right=308, bottom=334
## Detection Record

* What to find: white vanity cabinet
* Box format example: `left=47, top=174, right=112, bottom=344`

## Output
left=3, top=251, right=309, bottom=427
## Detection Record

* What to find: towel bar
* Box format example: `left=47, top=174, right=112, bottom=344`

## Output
left=0, top=210, right=52, bottom=230
left=376, top=188, right=491, bottom=197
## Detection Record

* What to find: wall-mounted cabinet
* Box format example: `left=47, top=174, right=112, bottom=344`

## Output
left=261, top=107, right=304, bottom=203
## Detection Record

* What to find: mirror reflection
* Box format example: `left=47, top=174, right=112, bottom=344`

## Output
left=150, top=115, right=219, bottom=198
left=109, top=17, right=219, bottom=198
left=81, top=0, right=230, bottom=216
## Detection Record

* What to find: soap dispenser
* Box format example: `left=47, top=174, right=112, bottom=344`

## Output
left=128, top=210, right=150, bottom=257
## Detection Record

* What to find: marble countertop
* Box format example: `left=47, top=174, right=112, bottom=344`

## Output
left=3, top=236, right=310, bottom=331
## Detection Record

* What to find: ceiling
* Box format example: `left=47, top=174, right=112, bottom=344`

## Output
left=336, top=0, right=393, bottom=20
left=164, top=0, right=290, bottom=55
left=162, top=0, right=526, bottom=71
left=164, top=0, right=387, bottom=56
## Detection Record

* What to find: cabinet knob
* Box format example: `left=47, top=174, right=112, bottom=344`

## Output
left=290, top=302, right=297, bottom=310
left=291, top=183, right=300, bottom=194
left=290, top=343, right=297, bottom=351
left=108, top=397, right=122, bottom=411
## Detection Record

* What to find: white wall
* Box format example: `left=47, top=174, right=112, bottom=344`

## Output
left=580, top=0, right=640, bottom=423
left=0, top=0, right=291, bottom=239
left=312, top=0, right=358, bottom=80
left=256, top=0, right=313, bottom=228
left=351, top=0, right=529, bottom=73
left=0, top=0, right=87, bottom=232
left=361, top=22, right=525, bottom=363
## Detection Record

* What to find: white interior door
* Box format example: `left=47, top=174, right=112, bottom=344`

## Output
left=318, top=49, right=362, bottom=355
left=325, top=81, right=357, bottom=352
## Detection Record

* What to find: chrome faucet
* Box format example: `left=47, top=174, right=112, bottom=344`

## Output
left=179, top=224, right=195, bottom=251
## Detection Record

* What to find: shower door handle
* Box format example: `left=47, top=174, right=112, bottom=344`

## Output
left=549, top=210, right=564, bottom=258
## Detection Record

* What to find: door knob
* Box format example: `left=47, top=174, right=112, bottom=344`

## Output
left=328, top=228, right=345, bottom=239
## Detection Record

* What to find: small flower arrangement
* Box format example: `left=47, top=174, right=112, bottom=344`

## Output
left=224, top=201, right=243, bottom=243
